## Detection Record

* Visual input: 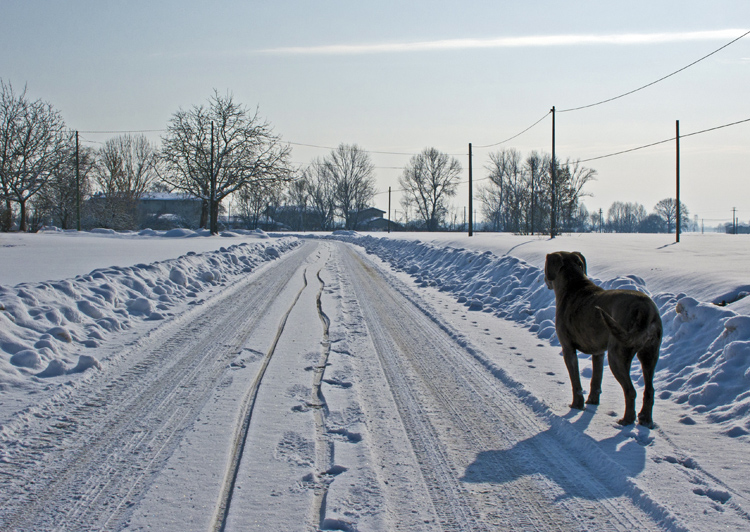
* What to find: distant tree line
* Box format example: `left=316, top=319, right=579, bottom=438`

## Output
left=0, top=81, right=294, bottom=233
left=591, top=198, right=692, bottom=234
left=0, top=78, right=702, bottom=235
left=477, top=148, right=596, bottom=234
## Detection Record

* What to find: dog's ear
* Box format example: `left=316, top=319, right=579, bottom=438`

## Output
left=572, top=251, right=587, bottom=275
left=544, top=253, right=562, bottom=286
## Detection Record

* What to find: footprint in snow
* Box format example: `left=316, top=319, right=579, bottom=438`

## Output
left=693, top=486, right=731, bottom=504
left=659, top=455, right=698, bottom=469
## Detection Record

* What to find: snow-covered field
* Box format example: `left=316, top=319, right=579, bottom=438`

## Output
left=1, top=228, right=749, bottom=530
left=334, top=231, right=750, bottom=433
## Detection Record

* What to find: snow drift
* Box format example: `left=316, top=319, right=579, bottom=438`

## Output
left=328, top=233, right=750, bottom=436
left=0, top=237, right=299, bottom=388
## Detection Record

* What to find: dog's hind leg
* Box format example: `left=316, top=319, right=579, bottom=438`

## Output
left=586, top=353, right=605, bottom=405
left=636, top=343, right=659, bottom=428
left=608, top=345, right=638, bottom=425
left=562, top=346, right=585, bottom=410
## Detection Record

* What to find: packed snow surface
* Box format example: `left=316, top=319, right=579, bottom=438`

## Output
left=1, top=229, right=750, bottom=530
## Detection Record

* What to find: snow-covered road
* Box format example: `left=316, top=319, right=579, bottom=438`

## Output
left=2, top=238, right=749, bottom=531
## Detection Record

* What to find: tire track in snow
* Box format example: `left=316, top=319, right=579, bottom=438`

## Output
left=0, top=242, right=315, bottom=532
left=309, top=267, right=336, bottom=530
left=214, top=245, right=344, bottom=531
left=211, top=266, right=310, bottom=532
left=341, top=244, right=663, bottom=531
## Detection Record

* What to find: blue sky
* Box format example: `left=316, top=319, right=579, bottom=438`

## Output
left=2, top=1, right=749, bottom=226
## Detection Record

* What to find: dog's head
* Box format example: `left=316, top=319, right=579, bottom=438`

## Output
left=544, top=251, right=587, bottom=290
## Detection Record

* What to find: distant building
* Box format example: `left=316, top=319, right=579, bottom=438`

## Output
left=137, top=193, right=202, bottom=229
left=264, top=204, right=397, bottom=231
left=268, top=205, right=324, bottom=231
left=356, top=207, right=390, bottom=231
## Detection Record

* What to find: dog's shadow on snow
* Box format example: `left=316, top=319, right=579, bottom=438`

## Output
left=461, top=408, right=649, bottom=501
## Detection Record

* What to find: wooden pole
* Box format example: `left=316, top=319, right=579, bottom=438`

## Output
left=551, top=106, right=556, bottom=238
left=210, top=121, right=216, bottom=234
left=75, top=131, right=81, bottom=231
left=676, top=120, right=680, bottom=243
left=388, top=186, right=391, bottom=233
left=468, top=143, right=473, bottom=237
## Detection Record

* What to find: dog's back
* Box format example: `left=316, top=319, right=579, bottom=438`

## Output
left=596, top=291, right=662, bottom=351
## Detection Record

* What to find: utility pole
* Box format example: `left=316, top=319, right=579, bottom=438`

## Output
left=468, top=143, right=473, bottom=237
left=210, top=121, right=216, bottom=234
left=75, top=131, right=81, bottom=231
left=388, top=186, right=391, bottom=234
left=550, top=106, right=556, bottom=238
left=530, top=169, right=535, bottom=235
left=733, top=207, right=737, bottom=234
left=599, top=208, right=603, bottom=233
left=676, top=120, right=680, bottom=243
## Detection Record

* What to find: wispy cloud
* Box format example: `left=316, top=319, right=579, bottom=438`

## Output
left=260, top=29, right=748, bottom=55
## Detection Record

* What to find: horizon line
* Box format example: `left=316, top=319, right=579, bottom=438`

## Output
left=260, top=29, right=749, bottom=55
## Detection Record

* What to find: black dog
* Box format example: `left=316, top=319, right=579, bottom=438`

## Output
left=544, top=251, right=662, bottom=427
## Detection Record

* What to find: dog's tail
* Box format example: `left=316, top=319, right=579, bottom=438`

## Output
left=596, top=306, right=630, bottom=345
left=596, top=305, right=661, bottom=349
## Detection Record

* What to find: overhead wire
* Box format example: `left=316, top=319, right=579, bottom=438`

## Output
left=473, top=111, right=551, bottom=149
left=577, top=116, right=750, bottom=163
left=70, top=28, right=750, bottom=181
left=559, top=28, right=750, bottom=113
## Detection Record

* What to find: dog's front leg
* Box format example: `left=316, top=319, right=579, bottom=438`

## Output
left=562, top=346, right=585, bottom=410
left=586, top=353, right=605, bottom=405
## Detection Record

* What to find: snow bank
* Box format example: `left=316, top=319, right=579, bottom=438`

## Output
left=331, top=234, right=750, bottom=434
left=0, top=238, right=299, bottom=387
left=1, top=228, right=274, bottom=286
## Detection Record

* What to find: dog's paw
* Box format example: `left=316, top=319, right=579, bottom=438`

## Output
left=585, top=397, right=600, bottom=406
left=617, top=417, right=636, bottom=426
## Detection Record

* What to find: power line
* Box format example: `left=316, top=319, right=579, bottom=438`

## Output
left=285, top=140, right=337, bottom=150
left=578, top=137, right=673, bottom=163
left=78, top=135, right=104, bottom=145
left=287, top=140, right=465, bottom=157
left=473, top=111, right=551, bottom=149
left=76, top=128, right=166, bottom=134
left=74, top=132, right=465, bottom=158
left=577, top=116, right=750, bottom=163
left=72, top=115, right=750, bottom=168
left=680, top=116, right=750, bottom=139
left=68, top=24, right=750, bottom=169
left=559, top=28, right=750, bottom=113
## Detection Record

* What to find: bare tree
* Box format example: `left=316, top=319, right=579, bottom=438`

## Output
left=479, top=148, right=526, bottom=232
left=653, top=198, right=689, bottom=234
left=524, top=151, right=550, bottom=235
left=398, top=147, right=461, bottom=231
left=607, top=201, right=646, bottom=233
left=553, top=159, right=597, bottom=232
left=34, top=140, right=95, bottom=229
left=283, top=176, right=309, bottom=230
left=89, top=134, right=159, bottom=229
left=0, top=80, right=68, bottom=231
left=235, top=179, right=283, bottom=230
left=322, top=144, right=376, bottom=230
left=302, top=159, right=336, bottom=230
left=161, top=91, right=292, bottom=234
left=478, top=148, right=595, bottom=234
left=95, top=134, right=158, bottom=198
